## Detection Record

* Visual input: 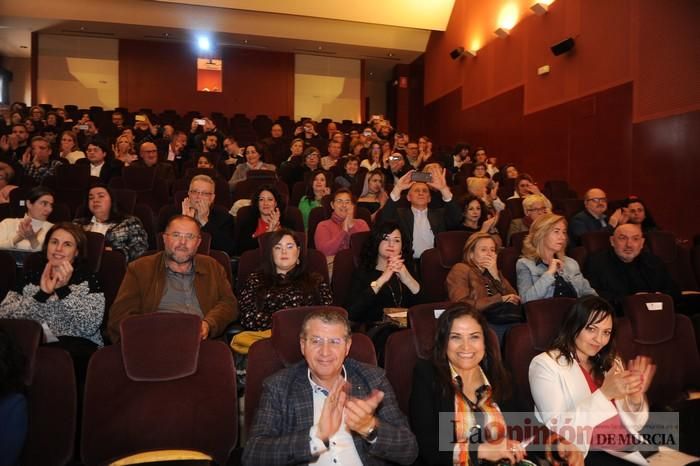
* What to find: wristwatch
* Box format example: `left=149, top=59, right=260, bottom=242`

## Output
left=364, top=424, right=378, bottom=442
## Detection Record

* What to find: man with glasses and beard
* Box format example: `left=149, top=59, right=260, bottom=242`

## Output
left=108, top=215, right=237, bottom=343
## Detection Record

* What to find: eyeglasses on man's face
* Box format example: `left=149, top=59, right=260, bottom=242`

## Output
left=165, top=232, right=200, bottom=242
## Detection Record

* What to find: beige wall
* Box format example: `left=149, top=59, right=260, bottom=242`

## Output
left=37, top=34, right=119, bottom=109
left=1, top=57, right=32, bottom=105
left=294, top=55, right=361, bottom=122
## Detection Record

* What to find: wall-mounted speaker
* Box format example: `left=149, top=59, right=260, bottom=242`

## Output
left=450, top=47, right=465, bottom=60
left=551, top=37, right=575, bottom=56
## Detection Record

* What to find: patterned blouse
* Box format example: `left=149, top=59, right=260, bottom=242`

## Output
left=239, top=271, right=333, bottom=331
left=0, top=268, right=105, bottom=346
left=77, top=215, right=149, bottom=262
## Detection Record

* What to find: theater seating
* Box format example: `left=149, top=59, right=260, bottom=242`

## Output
left=503, top=297, right=576, bottom=411
left=331, top=231, right=371, bottom=306
left=81, top=313, right=237, bottom=465
left=0, top=319, right=77, bottom=466
left=646, top=230, right=699, bottom=292
left=615, top=293, right=700, bottom=455
left=615, top=293, right=700, bottom=407
left=0, top=250, right=16, bottom=301
left=497, top=246, right=520, bottom=290
left=245, top=306, right=376, bottom=432
left=509, top=230, right=528, bottom=251
left=419, top=231, right=471, bottom=302
left=506, top=197, right=525, bottom=219
left=580, top=230, right=612, bottom=255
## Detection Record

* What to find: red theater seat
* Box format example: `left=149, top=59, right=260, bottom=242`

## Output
left=81, top=313, right=237, bottom=465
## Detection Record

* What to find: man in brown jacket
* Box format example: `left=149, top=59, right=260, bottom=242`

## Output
left=108, top=215, right=237, bottom=343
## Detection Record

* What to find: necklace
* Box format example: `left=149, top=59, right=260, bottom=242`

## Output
left=385, top=274, right=403, bottom=307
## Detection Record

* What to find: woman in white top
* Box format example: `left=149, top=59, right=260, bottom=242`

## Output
left=529, top=295, right=655, bottom=465
left=0, top=186, right=54, bottom=251
left=360, top=142, right=382, bottom=171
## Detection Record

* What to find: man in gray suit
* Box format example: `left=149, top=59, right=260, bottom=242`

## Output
left=243, top=309, right=417, bottom=465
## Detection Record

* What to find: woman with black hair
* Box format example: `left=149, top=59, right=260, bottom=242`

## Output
left=237, top=228, right=332, bottom=332
left=0, top=222, right=106, bottom=413
left=0, top=186, right=54, bottom=251
left=620, top=197, right=659, bottom=233
left=236, top=184, right=292, bottom=255
left=0, top=327, right=28, bottom=465
left=529, top=295, right=655, bottom=465
left=334, top=155, right=362, bottom=189
left=346, top=222, right=420, bottom=324
left=410, top=304, right=529, bottom=465
left=73, top=183, right=148, bottom=261
left=456, top=195, right=500, bottom=246
left=0, top=221, right=105, bottom=360
left=298, top=169, right=331, bottom=231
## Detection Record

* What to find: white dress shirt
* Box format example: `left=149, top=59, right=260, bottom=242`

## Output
left=307, top=367, right=363, bottom=466
left=411, top=207, right=434, bottom=259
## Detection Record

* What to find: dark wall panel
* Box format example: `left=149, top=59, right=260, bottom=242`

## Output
left=119, top=40, right=294, bottom=118
left=424, top=81, right=699, bottom=238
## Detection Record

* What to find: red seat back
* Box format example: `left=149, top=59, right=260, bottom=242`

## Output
left=616, top=293, right=700, bottom=407
left=81, top=313, right=237, bottom=465
left=503, top=297, right=576, bottom=411
left=0, top=319, right=77, bottom=466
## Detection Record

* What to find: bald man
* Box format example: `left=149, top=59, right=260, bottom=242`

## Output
left=132, top=141, right=176, bottom=182
left=583, top=223, right=680, bottom=314
left=569, top=188, right=619, bottom=246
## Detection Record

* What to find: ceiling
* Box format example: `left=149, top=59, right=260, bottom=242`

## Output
left=1, top=0, right=455, bottom=79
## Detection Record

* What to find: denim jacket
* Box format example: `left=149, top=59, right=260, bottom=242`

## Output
left=516, top=256, right=597, bottom=303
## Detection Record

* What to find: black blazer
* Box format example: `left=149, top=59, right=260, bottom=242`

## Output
left=76, top=158, right=123, bottom=184
left=377, top=195, right=462, bottom=256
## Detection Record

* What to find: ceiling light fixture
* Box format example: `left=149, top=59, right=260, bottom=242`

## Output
left=530, top=2, right=549, bottom=15
left=494, top=27, right=510, bottom=38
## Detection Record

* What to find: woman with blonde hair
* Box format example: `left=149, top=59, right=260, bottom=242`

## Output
left=507, top=193, right=552, bottom=246
left=516, top=213, right=596, bottom=303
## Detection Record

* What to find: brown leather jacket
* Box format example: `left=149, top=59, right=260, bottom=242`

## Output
left=108, top=252, right=238, bottom=342
left=446, top=262, right=517, bottom=311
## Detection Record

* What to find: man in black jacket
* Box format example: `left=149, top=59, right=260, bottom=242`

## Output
left=377, top=167, right=461, bottom=260
left=583, top=223, right=680, bottom=314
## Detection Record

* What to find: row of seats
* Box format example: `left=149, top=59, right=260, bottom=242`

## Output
left=24, top=103, right=364, bottom=144
left=6, top=291, right=696, bottom=465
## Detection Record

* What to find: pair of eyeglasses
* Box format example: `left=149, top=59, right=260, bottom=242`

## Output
left=586, top=197, right=608, bottom=203
left=381, top=235, right=402, bottom=245
left=273, top=243, right=298, bottom=252
left=527, top=207, right=547, bottom=213
left=188, top=190, right=213, bottom=196
left=304, top=336, right=347, bottom=347
left=165, top=232, right=200, bottom=242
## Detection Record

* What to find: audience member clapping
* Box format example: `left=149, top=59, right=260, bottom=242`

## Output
left=0, top=186, right=54, bottom=251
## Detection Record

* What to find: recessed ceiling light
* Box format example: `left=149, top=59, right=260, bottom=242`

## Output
left=387, top=52, right=394, bottom=57
left=317, top=46, right=323, bottom=50
left=243, top=39, right=249, bottom=44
